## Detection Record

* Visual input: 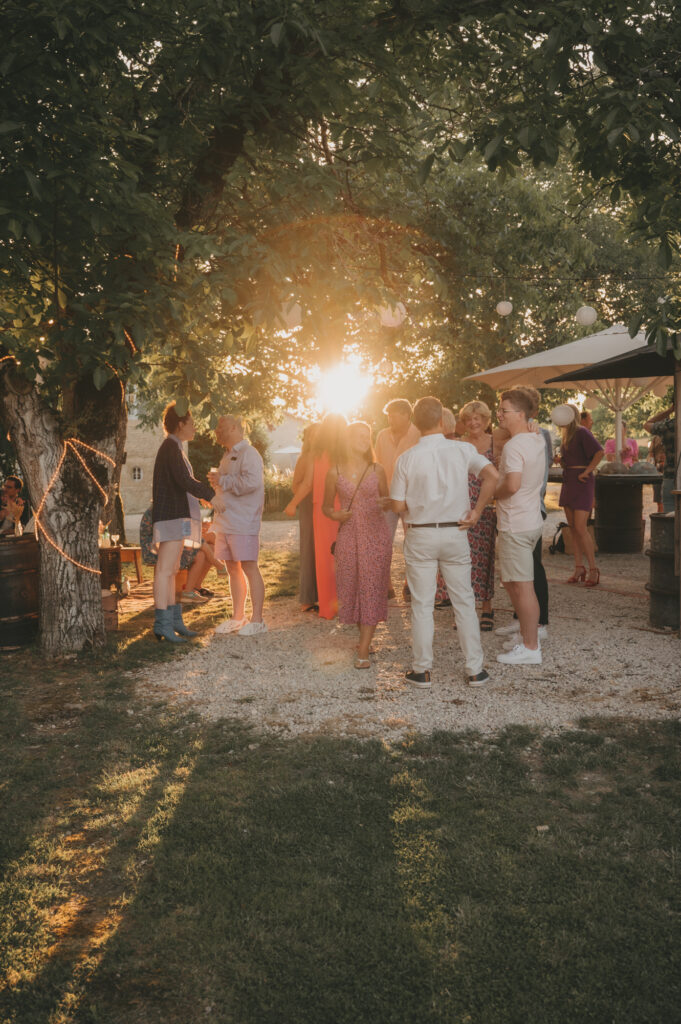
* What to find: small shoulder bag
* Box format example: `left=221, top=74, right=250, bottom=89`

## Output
left=330, top=463, right=370, bottom=555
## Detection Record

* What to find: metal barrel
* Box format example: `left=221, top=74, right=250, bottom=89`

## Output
left=0, top=535, right=40, bottom=650
left=594, top=476, right=644, bottom=553
left=645, top=513, right=679, bottom=629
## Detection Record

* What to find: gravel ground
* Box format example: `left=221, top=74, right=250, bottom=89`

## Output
left=138, top=488, right=681, bottom=740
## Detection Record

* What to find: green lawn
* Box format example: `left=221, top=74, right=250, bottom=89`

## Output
left=1, top=566, right=680, bottom=1023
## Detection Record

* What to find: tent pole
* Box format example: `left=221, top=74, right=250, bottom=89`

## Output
left=614, top=381, right=623, bottom=461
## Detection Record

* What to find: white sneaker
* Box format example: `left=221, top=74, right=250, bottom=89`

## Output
left=495, top=622, right=521, bottom=637
left=238, top=620, right=268, bottom=637
left=215, top=617, right=248, bottom=634
left=496, top=643, right=542, bottom=665
left=502, top=626, right=548, bottom=650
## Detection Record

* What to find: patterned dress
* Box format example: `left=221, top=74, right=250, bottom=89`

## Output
left=435, top=440, right=496, bottom=604
left=335, top=465, right=392, bottom=626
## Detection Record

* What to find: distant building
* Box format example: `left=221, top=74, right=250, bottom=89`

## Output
left=267, top=414, right=308, bottom=471
left=120, top=416, right=165, bottom=541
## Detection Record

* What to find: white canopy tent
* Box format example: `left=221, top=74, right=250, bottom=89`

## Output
left=465, top=324, right=670, bottom=455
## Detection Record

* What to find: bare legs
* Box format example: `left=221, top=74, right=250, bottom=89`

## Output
left=153, top=539, right=184, bottom=609
left=357, top=623, right=377, bottom=661
left=225, top=559, right=265, bottom=622
left=184, top=549, right=211, bottom=592
left=565, top=507, right=597, bottom=573
left=502, top=580, right=539, bottom=650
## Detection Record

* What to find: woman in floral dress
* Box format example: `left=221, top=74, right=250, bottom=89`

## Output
left=322, top=421, right=392, bottom=668
left=435, top=400, right=499, bottom=630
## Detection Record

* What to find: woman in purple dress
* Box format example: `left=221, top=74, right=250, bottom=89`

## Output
left=322, top=421, right=392, bottom=668
left=559, top=406, right=604, bottom=586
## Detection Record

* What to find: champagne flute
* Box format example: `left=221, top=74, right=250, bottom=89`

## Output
left=111, top=533, right=120, bottom=546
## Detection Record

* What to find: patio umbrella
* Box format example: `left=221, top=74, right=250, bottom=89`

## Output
left=544, top=339, right=677, bottom=458
left=465, top=324, right=646, bottom=391
left=466, top=324, right=662, bottom=457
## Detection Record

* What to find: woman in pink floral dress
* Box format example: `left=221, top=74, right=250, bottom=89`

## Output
left=323, top=422, right=392, bottom=668
left=435, top=401, right=499, bottom=630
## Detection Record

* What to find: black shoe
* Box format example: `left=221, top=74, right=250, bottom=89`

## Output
left=402, top=583, right=411, bottom=603
left=466, top=669, right=490, bottom=687
left=405, top=669, right=431, bottom=688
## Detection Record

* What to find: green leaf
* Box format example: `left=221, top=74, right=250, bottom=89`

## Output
left=628, top=312, right=644, bottom=338
left=270, top=22, right=284, bottom=46
left=416, top=153, right=435, bottom=185
left=657, top=237, right=673, bottom=270
left=447, top=140, right=467, bottom=161
left=93, top=366, right=109, bottom=390
left=607, top=126, right=624, bottom=147
left=26, top=221, right=41, bottom=245
left=0, top=120, right=20, bottom=134
left=8, top=218, right=22, bottom=239
left=174, top=396, right=189, bottom=417
left=483, top=135, right=504, bottom=163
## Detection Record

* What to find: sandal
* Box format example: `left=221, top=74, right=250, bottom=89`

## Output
left=354, top=658, right=371, bottom=670
left=584, top=567, right=600, bottom=588
left=480, top=611, right=495, bottom=631
left=567, top=565, right=586, bottom=584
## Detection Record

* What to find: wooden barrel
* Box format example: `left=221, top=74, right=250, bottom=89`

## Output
left=99, top=546, right=121, bottom=591
left=594, top=476, right=644, bottom=553
left=645, top=513, right=679, bottom=629
left=0, top=535, right=40, bottom=650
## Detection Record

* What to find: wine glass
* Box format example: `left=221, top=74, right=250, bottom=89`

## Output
left=111, top=533, right=120, bottom=546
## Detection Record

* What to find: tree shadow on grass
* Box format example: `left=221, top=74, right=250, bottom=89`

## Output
left=3, top=706, right=681, bottom=1024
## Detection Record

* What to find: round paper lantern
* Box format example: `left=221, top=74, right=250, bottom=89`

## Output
left=378, top=302, right=406, bottom=328
left=496, top=300, right=513, bottom=316
left=584, top=395, right=599, bottom=411
left=550, top=404, right=577, bottom=427
left=575, top=305, right=597, bottom=326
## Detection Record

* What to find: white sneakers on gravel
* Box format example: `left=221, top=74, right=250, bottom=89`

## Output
left=215, top=617, right=248, bottom=634
left=496, top=643, right=542, bottom=665
left=502, top=626, right=548, bottom=650
left=238, top=620, right=268, bottom=637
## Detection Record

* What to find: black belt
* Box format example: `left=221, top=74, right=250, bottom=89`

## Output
left=408, top=521, right=460, bottom=529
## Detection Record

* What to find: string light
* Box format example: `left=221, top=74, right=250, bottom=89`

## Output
left=123, top=328, right=138, bottom=355
left=34, top=438, right=116, bottom=576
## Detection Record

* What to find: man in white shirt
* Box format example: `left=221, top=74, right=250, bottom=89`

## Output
left=390, top=396, right=498, bottom=688
left=209, top=416, right=267, bottom=636
left=494, top=389, right=547, bottom=666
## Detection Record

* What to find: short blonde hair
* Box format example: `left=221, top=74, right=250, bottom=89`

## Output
left=441, top=407, right=457, bottom=435
left=460, top=400, right=492, bottom=427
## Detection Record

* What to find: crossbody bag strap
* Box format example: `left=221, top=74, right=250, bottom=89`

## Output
left=345, top=462, right=370, bottom=512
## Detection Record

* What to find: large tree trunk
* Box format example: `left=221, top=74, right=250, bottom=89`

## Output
left=0, top=366, right=126, bottom=655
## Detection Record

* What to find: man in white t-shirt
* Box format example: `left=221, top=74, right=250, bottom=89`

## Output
left=494, top=389, right=547, bottom=666
left=390, top=396, right=498, bottom=688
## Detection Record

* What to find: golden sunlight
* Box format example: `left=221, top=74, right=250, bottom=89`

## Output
left=314, top=362, right=372, bottom=418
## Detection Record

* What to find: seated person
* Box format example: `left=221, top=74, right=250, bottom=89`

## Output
left=0, top=475, right=28, bottom=536
left=139, top=504, right=225, bottom=601
left=604, top=422, right=638, bottom=466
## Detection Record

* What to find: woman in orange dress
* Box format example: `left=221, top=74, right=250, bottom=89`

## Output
left=312, top=414, right=348, bottom=618
left=285, top=413, right=347, bottom=619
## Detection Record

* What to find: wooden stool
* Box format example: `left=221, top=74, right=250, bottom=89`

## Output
left=119, top=545, right=143, bottom=584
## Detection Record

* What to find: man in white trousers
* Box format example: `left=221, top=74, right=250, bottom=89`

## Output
left=390, top=396, right=498, bottom=689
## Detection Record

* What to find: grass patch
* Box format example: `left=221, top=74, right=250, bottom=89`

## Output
left=1, top=643, right=680, bottom=1024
